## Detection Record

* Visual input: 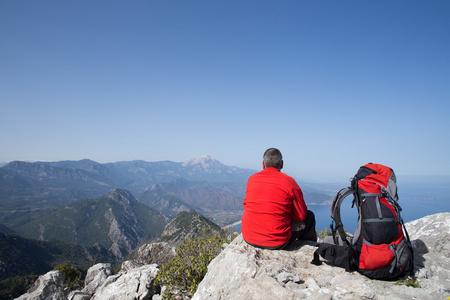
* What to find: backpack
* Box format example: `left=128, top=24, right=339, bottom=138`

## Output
left=312, top=163, right=414, bottom=280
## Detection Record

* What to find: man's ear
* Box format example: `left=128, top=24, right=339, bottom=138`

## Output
left=280, top=160, right=284, bottom=170
left=262, top=161, right=266, bottom=169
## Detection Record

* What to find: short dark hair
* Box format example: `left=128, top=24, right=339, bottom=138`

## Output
left=263, top=148, right=283, bottom=169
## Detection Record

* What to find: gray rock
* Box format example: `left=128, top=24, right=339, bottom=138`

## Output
left=15, top=270, right=66, bottom=300
left=66, top=262, right=160, bottom=300
left=128, top=242, right=176, bottom=267
left=276, top=271, right=300, bottom=284
left=68, top=291, right=91, bottom=300
left=193, top=213, right=450, bottom=300
left=90, top=264, right=159, bottom=300
left=82, top=263, right=113, bottom=295
left=120, top=259, right=141, bottom=272
left=405, top=212, right=450, bottom=293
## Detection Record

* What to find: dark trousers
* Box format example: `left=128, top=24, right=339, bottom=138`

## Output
left=246, top=210, right=317, bottom=250
left=291, top=210, right=317, bottom=242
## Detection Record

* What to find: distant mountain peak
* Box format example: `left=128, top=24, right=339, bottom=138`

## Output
left=105, top=189, right=136, bottom=206
left=107, top=188, right=133, bottom=197
left=182, top=155, right=224, bottom=167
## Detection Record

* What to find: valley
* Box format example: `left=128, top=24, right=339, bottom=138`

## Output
left=0, top=155, right=332, bottom=285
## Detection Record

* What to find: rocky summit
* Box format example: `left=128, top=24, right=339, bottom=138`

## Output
left=16, top=213, right=450, bottom=300
left=193, top=212, right=450, bottom=300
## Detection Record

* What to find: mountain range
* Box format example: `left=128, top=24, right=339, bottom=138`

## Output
left=16, top=189, right=166, bottom=259
left=0, top=156, right=332, bottom=244
left=0, top=156, right=330, bottom=226
left=0, top=156, right=252, bottom=227
left=0, top=155, right=333, bottom=295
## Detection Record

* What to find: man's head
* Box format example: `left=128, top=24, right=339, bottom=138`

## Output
left=263, top=148, right=283, bottom=170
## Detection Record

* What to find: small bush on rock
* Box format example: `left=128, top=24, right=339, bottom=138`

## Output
left=154, top=232, right=230, bottom=299
left=54, top=263, right=83, bottom=292
left=317, top=227, right=350, bottom=241
left=318, top=227, right=332, bottom=240
left=396, top=277, right=419, bottom=288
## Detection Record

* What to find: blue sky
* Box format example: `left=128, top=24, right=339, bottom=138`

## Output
left=1, top=1, right=449, bottom=182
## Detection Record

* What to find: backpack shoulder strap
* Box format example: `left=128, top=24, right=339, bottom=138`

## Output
left=330, top=187, right=355, bottom=246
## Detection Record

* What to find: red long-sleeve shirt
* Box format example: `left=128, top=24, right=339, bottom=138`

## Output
left=241, top=167, right=308, bottom=248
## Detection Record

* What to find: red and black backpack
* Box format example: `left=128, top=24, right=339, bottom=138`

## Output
left=312, top=163, right=414, bottom=280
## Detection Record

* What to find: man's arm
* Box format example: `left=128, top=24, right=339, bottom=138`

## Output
left=291, top=186, right=308, bottom=221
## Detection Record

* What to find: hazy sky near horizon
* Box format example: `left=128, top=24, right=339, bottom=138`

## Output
left=1, top=1, right=449, bottom=182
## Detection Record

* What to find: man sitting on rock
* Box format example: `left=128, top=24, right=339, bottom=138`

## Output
left=241, top=148, right=317, bottom=249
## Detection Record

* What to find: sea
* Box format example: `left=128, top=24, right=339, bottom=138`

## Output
left=232, top=177, right=450, bottom=235
left=311, top=195, right=449, bottom=234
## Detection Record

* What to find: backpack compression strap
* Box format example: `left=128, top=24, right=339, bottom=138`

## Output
left=330, top=187, right=356, bottom=246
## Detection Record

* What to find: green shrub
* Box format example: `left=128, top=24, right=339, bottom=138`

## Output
left=396, top=278, right=419, bottom=288
left=54, top=263, right=83, bottom=291
left=318, top=227, right=332, bottom=239
left=317, top=227, right=350, bottom=241
left=154, top=233, right=229, bottom=299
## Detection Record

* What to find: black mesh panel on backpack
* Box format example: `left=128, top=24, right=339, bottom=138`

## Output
left=358, top=194, right=400, bottom=246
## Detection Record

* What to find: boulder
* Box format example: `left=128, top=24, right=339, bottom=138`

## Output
left=193, top=213, right=450, bottom=300
left=90, top=264, right=159, bottom=300
left=16, top=270, right=66, bottom=300
left=128, top=242, right=176, bottom=267
left=68, top=291, right=91, bottom=300
left=82, top=263, right=114, bottom=296
left=405, top=212, right=450, bottom=292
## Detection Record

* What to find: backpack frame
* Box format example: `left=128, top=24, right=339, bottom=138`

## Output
left=312, top=163, right=414, bottom=280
